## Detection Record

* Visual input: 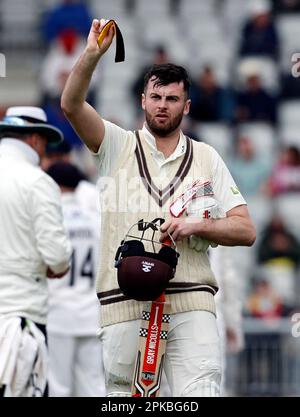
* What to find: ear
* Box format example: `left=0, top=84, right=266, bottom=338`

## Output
left=184, top=99, right=191, bottom=116
left=31, top=132, right=40, bottom=144
left=24, top=134, right=35, bottom=148
left=141, top=93, right=146, bottom=111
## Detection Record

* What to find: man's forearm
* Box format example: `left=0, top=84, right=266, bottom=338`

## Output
left=61, top=49, right=101, bottom=114
left=195, top=216, right=256, bottom=247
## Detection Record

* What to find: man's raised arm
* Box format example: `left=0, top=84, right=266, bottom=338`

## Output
left=61, top=19, right=115, bottom=153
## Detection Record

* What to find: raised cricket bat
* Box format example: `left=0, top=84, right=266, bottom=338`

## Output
left=131, top=180, right=213, bottom=397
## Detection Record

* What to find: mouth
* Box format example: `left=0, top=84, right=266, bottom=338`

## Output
left=155, top=114, right=169, bottom=121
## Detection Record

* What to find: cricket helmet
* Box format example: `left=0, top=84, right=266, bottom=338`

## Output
left=114, top=218, right=179, bottom=301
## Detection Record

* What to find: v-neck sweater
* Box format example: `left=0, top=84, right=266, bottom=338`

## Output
left=96, top=130, right=218, bottom=327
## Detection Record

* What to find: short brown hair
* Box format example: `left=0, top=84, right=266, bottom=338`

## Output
left=144, top=63, right=190, bottom=97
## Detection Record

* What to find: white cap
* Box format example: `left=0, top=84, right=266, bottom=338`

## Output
left=0, top=106, right=63, bottom=144
left=6, top=106, right=48, bottom=122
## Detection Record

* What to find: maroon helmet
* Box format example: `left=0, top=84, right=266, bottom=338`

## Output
left=114, top=218, right=179, bottom=301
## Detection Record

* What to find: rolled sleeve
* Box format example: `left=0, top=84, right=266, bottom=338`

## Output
left=29, top=175, right=72, bottom=274
left=92, top=120, right=129, bottom=177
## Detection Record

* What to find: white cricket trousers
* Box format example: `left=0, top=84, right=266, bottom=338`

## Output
left=48, top=334, right=106, bottom=397
left=98, top=310, right=222, bottom=397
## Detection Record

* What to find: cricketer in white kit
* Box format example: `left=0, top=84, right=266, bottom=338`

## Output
left=47, top=162, right=105, bottom=397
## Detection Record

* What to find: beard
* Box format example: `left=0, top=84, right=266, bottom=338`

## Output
left=145, top=109, right=184, bottom=137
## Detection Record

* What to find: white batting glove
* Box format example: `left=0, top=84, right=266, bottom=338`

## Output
left=186, top=196, right=224, bottom=252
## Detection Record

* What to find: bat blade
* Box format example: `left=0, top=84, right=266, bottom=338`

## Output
left=131, top=298, right=170, bottom=397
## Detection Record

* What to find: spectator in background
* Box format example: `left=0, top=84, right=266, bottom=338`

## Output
left=257, top=214, right=300, bottom=268
left=239, top=0, right=279, bottom=61
left=189, top=66, right=235, bottom=123
left=42, top=0, right=91, bottom=44
left=246, top=278, right=282, bottom=319
left=235, top=73, right=278, bottom=124
left=40, top=29, right=90, bottom=104
left=266, top=145, right=300, bottom=196
left=229, top=136, right=272, bottom=197
left=256, top=214, right=300, bottom=311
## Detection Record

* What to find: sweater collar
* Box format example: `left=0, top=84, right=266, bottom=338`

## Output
left=141, top=123, right=186, bottom=162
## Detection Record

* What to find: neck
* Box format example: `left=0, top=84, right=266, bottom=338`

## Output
left=146, top=124, right=181, bottom=158
left=61, top=186, right=75, bottom=193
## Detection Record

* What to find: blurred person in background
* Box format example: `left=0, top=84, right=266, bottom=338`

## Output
left=239, top=0, right=279, bottom=61
left=257, top=214, right=300, bottom=268
left=42, top=0, right=92, bottom=44
left=235, top=73, right=278, bottom=124
left=189, top=66, right=235, bottom=123
left=47, top=162, right=105, bottom=397
left=266, top=145, right=300, bottom=196
left=245, top=277, right=283, bottom=319
left=256, top=214, right=300, bottom=312
left=229, top=135, right=272, bottom=197
left=0, top=106, right=71, bottom=397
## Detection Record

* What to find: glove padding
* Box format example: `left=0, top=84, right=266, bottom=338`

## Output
left=186, top=196, right=224, bottom=252
left=189, top=235, right=210, bottom=252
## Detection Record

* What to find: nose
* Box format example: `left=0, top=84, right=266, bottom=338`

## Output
left=158, top=97, right=167, bottom=110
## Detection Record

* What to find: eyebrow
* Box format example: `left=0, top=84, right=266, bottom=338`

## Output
left=150, top=93, right=180, bottom=100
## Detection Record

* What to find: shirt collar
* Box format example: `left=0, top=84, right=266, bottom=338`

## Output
left=0, top=138, right=40, bottom=166
left=141, top=123, right=187, bottom=163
